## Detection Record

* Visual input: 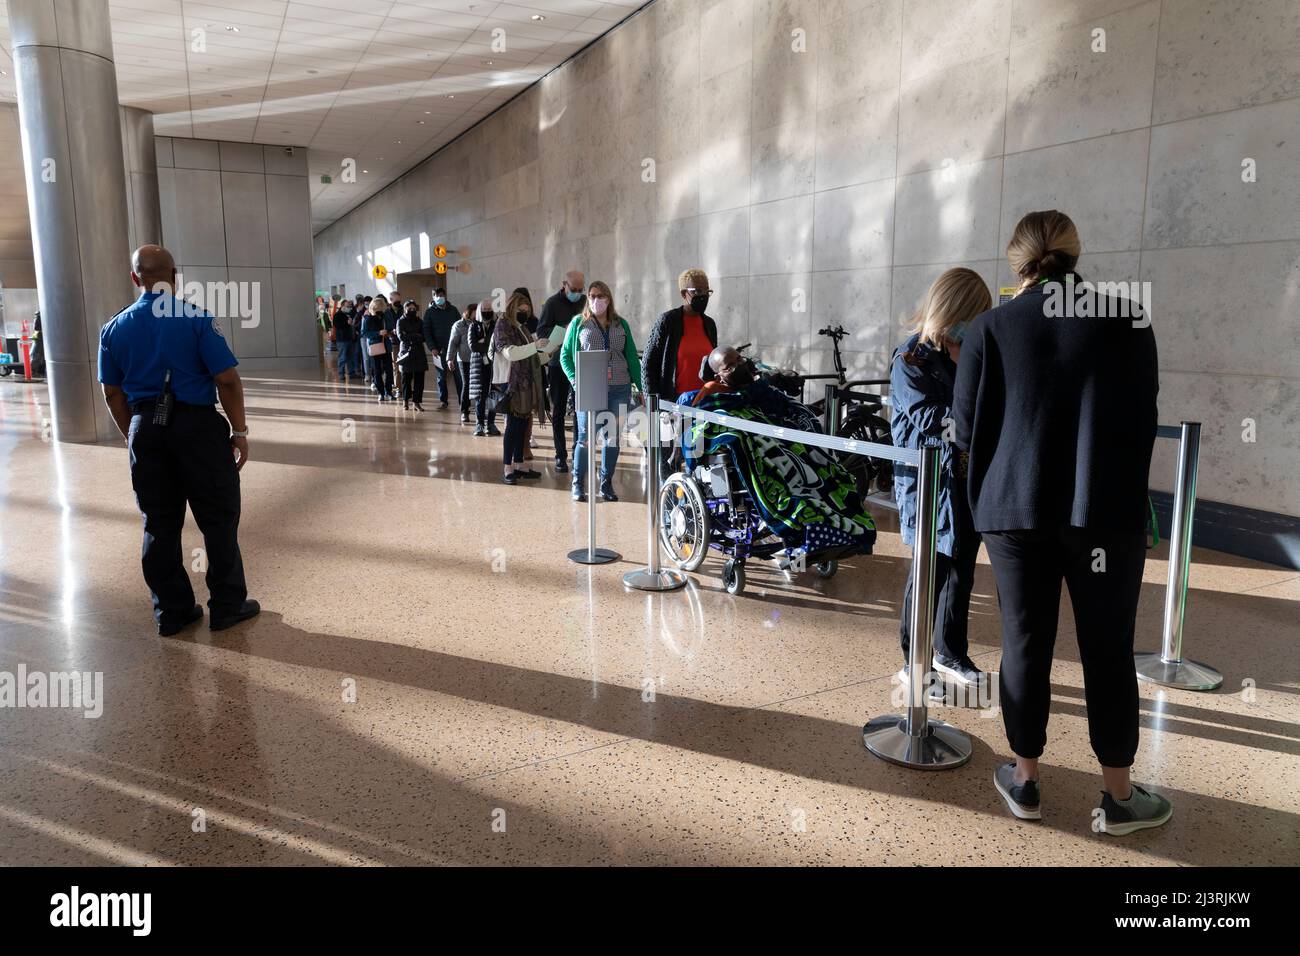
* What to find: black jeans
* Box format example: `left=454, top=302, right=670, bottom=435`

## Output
left=982, top=526, right=1146, bottom=767
left=401, top=368, right=425, bottom=405
left=436, top=359, right=460, bottom=404
left=503, top=412, right=528, bottom=465
left=128, top=403, right=248, bottom=626
left=549, top=367, right=571, bottom=463
left=371, top=351, right=393, bottom=396
left=900, top=487, right=979, bottom=664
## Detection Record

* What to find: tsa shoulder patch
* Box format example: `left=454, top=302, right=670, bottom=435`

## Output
left=210, top=316, right=224, bottom=337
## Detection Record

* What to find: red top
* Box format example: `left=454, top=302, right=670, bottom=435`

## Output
left=675, top=312, right=712, bottom=395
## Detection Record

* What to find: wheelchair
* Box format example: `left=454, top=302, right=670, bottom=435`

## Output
left=657, top=447, right=855, bottom=596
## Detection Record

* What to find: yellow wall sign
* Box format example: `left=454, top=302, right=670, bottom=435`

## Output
left=998, top=285, right=1019, bottom=305
left=433, top=244, right=447, bottom=259
left=434, top=262, right=447, bottom=275
left=372, top=264, right=388, bottom=280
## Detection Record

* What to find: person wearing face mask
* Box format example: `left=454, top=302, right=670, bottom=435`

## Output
left=559, top=280, right=643, bottom=502
left=644, top=269, right=719, bottom=466
left=332, top=298, right=360, bottom=381
left=512, top=287, right=540, bottom=460
left=537, top=270, right=586, bottom=473
left=396, top=299, right=428, bottom=411
left=422, top=287, right=460, bottom=409
left=889, top=267, right=992, bottom=699
left=645, top=269, right=719, bottom=400
left=446, top=302, right=475, bottom=424
left=361, top=299, right=394, bottom=401
left=465, top=302, right=498, bottom=436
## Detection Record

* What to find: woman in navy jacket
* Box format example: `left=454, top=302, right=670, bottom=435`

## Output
left=890, top=267, right=991, bottom=691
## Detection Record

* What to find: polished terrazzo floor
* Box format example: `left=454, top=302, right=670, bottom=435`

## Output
left=0, top=366, right=1296, bottom=866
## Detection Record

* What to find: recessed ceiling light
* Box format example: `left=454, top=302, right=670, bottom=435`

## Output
left=362, top=169, right=368, bottom=173
left=446, top=94, right=454, bottom=99
left=225, top=25, right=239, bottom=32
left=485, top=59, right=494, bottom=65
left=395, top=140, right=402, bottom=144
left=417, top=120, right=425, bottom=125
left=424, top=110, right=431, bottom=114
left=531, top=14, right=545, bottom=20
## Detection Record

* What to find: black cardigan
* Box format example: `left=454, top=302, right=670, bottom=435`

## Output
left=642, top=306, right=718, bottom=402
left=952, top=276, right=1158, bottom=533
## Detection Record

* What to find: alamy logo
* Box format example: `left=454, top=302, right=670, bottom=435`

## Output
left=1041, top=274, right=1151, bottom=328
left=0, top=664, right=102, bottom=718
left=50, top=886, right=151, bottom=936
left=150, top=273, right=262, bottom=329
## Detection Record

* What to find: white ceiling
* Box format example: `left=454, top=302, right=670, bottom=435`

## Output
left=0, top=0, right=645, bottom=233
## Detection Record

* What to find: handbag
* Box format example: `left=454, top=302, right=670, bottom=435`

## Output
left=367, top=341, right=387, bottom=357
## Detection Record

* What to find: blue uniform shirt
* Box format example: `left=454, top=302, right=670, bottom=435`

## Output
left=98, top=291, right=238, bottom=405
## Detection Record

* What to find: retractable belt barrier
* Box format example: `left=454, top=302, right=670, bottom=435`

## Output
left=626, top=402, right=1217, bottom=772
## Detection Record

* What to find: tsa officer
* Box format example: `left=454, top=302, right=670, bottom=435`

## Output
left=98, top=244, right=261, bottom=636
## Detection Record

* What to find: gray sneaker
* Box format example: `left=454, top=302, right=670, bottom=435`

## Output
left=994, top=762, right=1041, bottom=821
left=1097, top=784, right=1173, bottom=836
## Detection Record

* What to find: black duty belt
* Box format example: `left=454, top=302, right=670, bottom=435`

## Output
left=130, top=398, right=213, bottom=414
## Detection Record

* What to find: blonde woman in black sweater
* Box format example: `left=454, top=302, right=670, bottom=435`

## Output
left=953, top=210, right=1167, bottom=835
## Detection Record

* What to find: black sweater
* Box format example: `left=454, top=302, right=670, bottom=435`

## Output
left=951, top=276, right=1158, bottom=533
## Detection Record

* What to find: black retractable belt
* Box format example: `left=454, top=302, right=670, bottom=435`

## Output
left=152, top=369, right=175, bottom=426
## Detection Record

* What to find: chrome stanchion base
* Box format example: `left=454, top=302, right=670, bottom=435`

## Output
left=568, top=547, right=620, bottom=565
left=862, top=715, right=973, bottom=770
left=623, top=568, right=687, bottom=591
left=1134, top=652, right=1223, bottom=691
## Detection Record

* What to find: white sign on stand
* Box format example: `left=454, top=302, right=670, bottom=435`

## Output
left=569, top=349, right=619, bottom=565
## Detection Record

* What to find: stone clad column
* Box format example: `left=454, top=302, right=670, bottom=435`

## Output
left=120, top=106, right=162, bottom=251
left=11, top=0, right=134, bottom=442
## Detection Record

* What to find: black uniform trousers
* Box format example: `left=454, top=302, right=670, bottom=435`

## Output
left=981, top=525, right=1146, bottom=768
left=128, top=402, right=248, bottom=627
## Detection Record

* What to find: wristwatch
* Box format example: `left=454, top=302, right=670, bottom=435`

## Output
left=231, top=426, right=250, bottom=438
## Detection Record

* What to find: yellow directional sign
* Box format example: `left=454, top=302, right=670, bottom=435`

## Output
left=433, top=244, right=447, bottom=259
left=372, top=264, right=388, bottom=280
left=434, top=262, right=447, bottom=275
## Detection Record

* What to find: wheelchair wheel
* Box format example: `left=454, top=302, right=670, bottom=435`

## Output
left=815, top=559, right=838, bottom=579
left=722, top=559, right=745, bottom=595
left=659, top=473, right=710, bottom=572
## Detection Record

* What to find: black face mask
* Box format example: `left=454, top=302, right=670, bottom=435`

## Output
left=689, top=294, right=710, bottom=314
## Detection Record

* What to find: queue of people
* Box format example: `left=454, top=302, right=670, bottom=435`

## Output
left=314, top=210, right=1169, bottom=836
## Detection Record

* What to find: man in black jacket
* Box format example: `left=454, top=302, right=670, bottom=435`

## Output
left=536, top=269, right=585, bottom=472
left=422, top=287, right=459, bottom=407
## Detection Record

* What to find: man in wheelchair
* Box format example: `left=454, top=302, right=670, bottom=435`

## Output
left=659, top=347, right=876, bottom=594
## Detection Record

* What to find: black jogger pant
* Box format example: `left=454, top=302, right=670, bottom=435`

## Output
left=981, top=526, right=1146, bottom=768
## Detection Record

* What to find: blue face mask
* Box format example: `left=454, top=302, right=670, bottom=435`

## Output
left=948, top=321, right=969, bottom=344
left=565, top=289, right=583, bottom=303
left=433, top=295, right=446, bottom=307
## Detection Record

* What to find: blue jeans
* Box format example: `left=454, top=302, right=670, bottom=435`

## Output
left=573, top=384, right=631, bottom=491
left=336, top=340, right=360, bottom=377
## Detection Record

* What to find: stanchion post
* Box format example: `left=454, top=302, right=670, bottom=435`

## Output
left=863, top=444, right=973, bottom=769
left=823, top=383, right=839, bottom=435
left=1135, top=421, right=1222, bottom=689
left=568, top=352, right=619, bottom=565
left=625, top=394, right=687, bottom=591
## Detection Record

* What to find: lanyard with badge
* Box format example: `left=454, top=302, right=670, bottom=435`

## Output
left=597, top=320, right=612, bottom=382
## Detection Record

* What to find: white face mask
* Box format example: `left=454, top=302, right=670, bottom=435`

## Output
left=590, top=297, right=608, bottom=317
